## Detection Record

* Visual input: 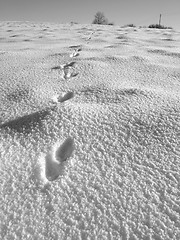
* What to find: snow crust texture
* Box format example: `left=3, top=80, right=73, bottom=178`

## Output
left=0, top=21, right=180, bottom=240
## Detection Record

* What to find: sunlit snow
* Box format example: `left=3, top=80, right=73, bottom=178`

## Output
left=0, top=21, right=180, bottom=239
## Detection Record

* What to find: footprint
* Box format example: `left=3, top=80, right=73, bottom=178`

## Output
left=45, top=137, right=74, bottom=181
left=51, top=62, right=76, bottom=79
left=64, top=71, right=78, bottom=79
left=61, top=67, right=78, bottom=80
left=58, top=91, right=74, bottom=103
left=45, top=153, right=62, bottom=181
left=70, top=51, right=79, bottom=58
left=51, top=91, right=74, bottom=103
left=61, top=61, right=76, bottom=69
left=77, top=48, right=82, bottom=52
left=55, top=137, right=74, bottom=162
left=69, top=45, right=82, bottom=49
left=35, top=137, right=74, bottom=184
left=69, top=45, right=82, bottom=52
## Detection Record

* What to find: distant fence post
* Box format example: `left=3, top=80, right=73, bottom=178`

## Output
left=159, top=14, right=162, bottom=26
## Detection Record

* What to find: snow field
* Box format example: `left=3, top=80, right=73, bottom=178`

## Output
left=0, top=21, right=180, bottom=239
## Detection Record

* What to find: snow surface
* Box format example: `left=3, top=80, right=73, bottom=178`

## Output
left=0, top=21, right=180, bottom=240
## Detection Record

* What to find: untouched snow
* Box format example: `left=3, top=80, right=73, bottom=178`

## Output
left=0, top=21, right=180, bottom=240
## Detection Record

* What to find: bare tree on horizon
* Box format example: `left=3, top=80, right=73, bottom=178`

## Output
left=92, top=11, right=109, bottom=25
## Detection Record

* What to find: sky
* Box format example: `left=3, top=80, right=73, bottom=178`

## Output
left=0, top=0, right=180, bottom=30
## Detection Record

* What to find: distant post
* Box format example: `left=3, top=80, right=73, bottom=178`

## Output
left=159, top=14, right=162, bottom=26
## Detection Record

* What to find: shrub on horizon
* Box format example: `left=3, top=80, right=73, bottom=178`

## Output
left=123, top=24, right=136, bottom=28
left=108, top=22, right=114, bottom=26
left=148, top=24, right=173, bottom=29
left=71, top=21, right=78, bottom=25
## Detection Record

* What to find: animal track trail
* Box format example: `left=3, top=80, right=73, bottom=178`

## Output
left=45, top=153, right=62, bottom=181
left=35, top=137, right=74, bottom=185
left=86, top=31, right=95, bottom=44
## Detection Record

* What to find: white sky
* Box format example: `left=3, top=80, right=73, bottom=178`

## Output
left=0, top=0, right=180, bottom=29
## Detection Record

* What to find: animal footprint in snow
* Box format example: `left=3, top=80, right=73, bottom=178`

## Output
left=70, top=51, right=79, bottom=58
left=51, top=91, right=74, bottom=103
left=45, top=137, right=74, bottom=181
left=60, top=62, right=78, bottom=79
left=52, top=62, right=76, bottom=72
left=77, top=48, right=82, bottom=52
left=62, top=68, right=78, bottom=80
left=61, top=61, right=76, bottom=69
left=65, top=71, right=78, bottom=79
left=58, top=91, right=74, bottom=103
left=69, top=45, right=82, bottom=49
left=55, top=137, right=74, bottom=162
left=45, top=153, right=61, bottom=181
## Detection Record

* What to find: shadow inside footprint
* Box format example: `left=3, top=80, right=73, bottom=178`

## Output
left=45, top=137, right=74, bottom=181
left=10, top=34, right=19, bottom=38
left=69, top=73, right=78, bottom=78
left=69, top=45, right=82, bottom=49
left=55, top=137, right=74, bottom=162
left=63, top=61, right=76, bottom=68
